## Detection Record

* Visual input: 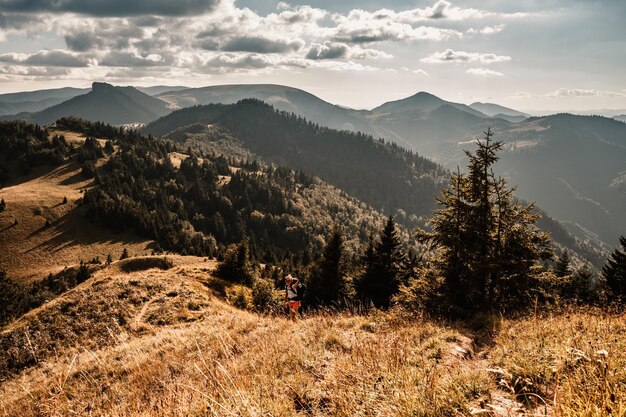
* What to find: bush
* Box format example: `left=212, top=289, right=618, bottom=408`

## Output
left=252, top=278, right=280, bottom=314
left=393, top=268, right=444, bottom=313
left=76, top=262, right=91, bottom=283
left=229, top=287, right=252, bottom=310
left=120, top=257, right=174, bottom=273
left=216, top=240, right=255, bottom=285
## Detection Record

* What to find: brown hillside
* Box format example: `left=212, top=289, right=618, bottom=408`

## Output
left=0, top=132, right=153, bottom=282
left=1, top=255, right=625, bottom=416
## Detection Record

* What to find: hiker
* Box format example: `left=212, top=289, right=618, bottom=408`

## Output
left=285, top=274, right=302, bottom=320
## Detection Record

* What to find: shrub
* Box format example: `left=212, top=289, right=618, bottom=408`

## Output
left=229, top=287, right=252, bottom=310
left=252, top=278, right=280, bottom=314
left=120, top=257, right=174, bottom=273
left=393, top=268, right=444, bottom=314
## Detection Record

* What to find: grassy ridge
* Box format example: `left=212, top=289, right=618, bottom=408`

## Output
left=2, top=256, right=625, bottom=416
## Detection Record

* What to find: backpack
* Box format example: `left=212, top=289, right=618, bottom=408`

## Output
left=286, top=281, right=305, bottom=302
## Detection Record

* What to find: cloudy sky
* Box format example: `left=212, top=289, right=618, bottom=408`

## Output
left=0, top=0, right=624, bottom=112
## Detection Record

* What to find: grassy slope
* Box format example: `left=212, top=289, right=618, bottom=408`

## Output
left=2, top=254, right=623, bottom=416
left=0, top=130, right=153, bottom=282
left=0, top=256, right=495, bottom=417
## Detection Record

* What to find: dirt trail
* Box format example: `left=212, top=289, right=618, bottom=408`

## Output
left=445, top=333, right=548, bottom=416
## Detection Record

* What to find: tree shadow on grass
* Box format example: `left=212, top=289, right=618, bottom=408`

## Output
left=25, top=205, right=157, bottom=254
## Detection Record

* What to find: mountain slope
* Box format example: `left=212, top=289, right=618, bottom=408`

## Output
left=136, top=85, right=189, bottom=96
left=157, top=84, right=375, bottom=134
left=469, top=102, right=528, bottom=118
left=142, top=100, right=603, bottom=266
left=0, top=118, right=404, bottom=278
left=0, top=87, right=89, bottom=116
left=0, top=256, right=501, bottom=416
left=373, top=91, right=488, bottom=118
left=0, top=87, right=87, bottom=105
left=27, top=82, right=172, bottom=125
left=495, top=114, right=626, bottom=247
left=0, top=125, right=155, bottom=281
left=144, top=99, right=448, bottom=225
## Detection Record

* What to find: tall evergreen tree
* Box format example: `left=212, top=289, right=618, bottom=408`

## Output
left=418, top=128, right=553, bottom=311
left=217, top=239, right=255, bottom=285
left=358, top=216, right=406, bottom=308
left=554, top=250, right=571, bottom=277
left=305, top=227, right=346, bottom=307
left=603, top=236, right=626, bottom=301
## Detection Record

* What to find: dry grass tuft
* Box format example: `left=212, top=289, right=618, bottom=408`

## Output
left=490, top=309, right=626, bottom=416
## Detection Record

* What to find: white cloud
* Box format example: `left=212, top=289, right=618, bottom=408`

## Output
left=330, top=17, right=462, bottom=43
left=548, top=88, right=626, bottom=98
left=467, top=24, right=505, bottom=35
left=305, top=41, right=391, bottom=60
left=421, top=49, right=511, bottom=64
left=353, top=1, right=530, bottom=24
left=0, top=50, right=90, bottom=67
left=466, top=67, right=504, bottom=77
left=0, top=0, right=533, bottom=81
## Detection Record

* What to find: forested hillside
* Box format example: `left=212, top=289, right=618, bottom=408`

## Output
left=143, top=99, right=603, bottom=267
left=144, top=99, right=449, bottom=227
left=0, top=118, right=400, bottom=269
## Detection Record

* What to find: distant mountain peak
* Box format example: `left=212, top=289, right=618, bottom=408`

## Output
left=411, top=91, right=440, bottom=99
left=469, top=101, right=528, bottom=118
left=91, top=81, right=115, bottom=92
left=27, top=81, right=171, bottom=125
left=373, top=91, right=487, bottom=118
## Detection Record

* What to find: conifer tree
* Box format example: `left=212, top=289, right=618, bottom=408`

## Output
left=120, top=248, right=129, bottom=260
left=217, top=239, right=254, bottom=285
left=358, top=216, right=406, bottom=308
left=418, top=128, right=553, bottom=311
left=306, top=227, right=346, bottom=308
left=0, top=199, right=5, bottom=213
left=554, top=250, right=571, bottom=277
left=603, top=236, right=626, bottom=301
left=566, top=264, right=595, bottom=303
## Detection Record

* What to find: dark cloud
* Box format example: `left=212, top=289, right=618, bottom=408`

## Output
left=0, top=50, right=88, bottom=66
left=64, top=32, right=102, bottom=51
left=198, top=38, right=221, bottom=51
left=133, top=35, right=170, bottom=53
left=305, top=42, right=348, bottom=60
left=131, top=16, right=162, bottom=27
left=221, top=36, right=304, bottom=54
left=99, top=51, right=169, bottom=67
left=0, top=11, right=39, bottom=29
left=63, top=23, right=146, bottom=52
left=0, top=65, right=70, bottom=77
left=201, top=53, right=308, bottom=74
left=0, top=0, right=220, bottom=17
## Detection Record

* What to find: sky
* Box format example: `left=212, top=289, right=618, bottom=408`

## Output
left=0, top=0, right=625, bottom=112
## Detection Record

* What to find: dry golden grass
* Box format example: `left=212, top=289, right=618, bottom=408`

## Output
left=2, top=255, right=625, bottom=416
left=490, top=309, right=626, bottom=416
left=0, top=257, right=501, bottom=417
left=0, top=154, right=154, bottom=282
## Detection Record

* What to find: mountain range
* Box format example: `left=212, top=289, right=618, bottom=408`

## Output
left=1, top=81, right=624, bottom=250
